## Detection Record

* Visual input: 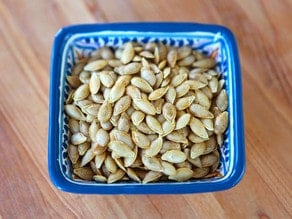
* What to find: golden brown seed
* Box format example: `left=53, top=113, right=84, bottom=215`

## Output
left=145, top=136, right=163, bottom=157
left=192, top=58, right=216, bottom=69
left=99, top=71, right=115, bottom=88
left=153, top=99, right=164, bottom=114
left=185, top=80, right=207, bottom=90
left=162, top=120, right=176, bottom=136
left=113, top=95, right=131, bottom=116
left=175, top=96, right=196, bottom=110
left=84, top=60, right=108, bottom=71
left=203, top=136, right=217, bottom=154
left=214, top=111, right=228, bottom=134
left=146, top=115, right=163, bottom=135
left=117, top=113, right=130, bottom=132
left=167, top=49, right=177, bottom=67
left=161, top=161, right=177, bottom=176
left=163, top=67, right=171, bottom=78
left=89, top=73, right=100, bottom=94
left=177, top=46, right=192, bottom=60
left=78, top=142, right=90, bottom=156
left=109, top=81, right=126, bottom=103
left=69, top=119, right=80, bottom=133
left=95, top=153, right=106, bottom=169
left=124, top=145, right=138, bottom=167
left=196, top=90, right=211, bottom=109
left=79, top=121, right=89, bottom=136
left=97, top=100, right=112, bottom=122
left=175, top=113, right=191, bottom=130
left=127, top=168, right=141, bottom=182
left=166, top=131, right=188, bottom=144
left=72, top=62, right=85, bottom=75
left=162, top=102, right=176, bottom=122
left=165, top=86, right=176, bottom=104
left=160, top=141, right=181, bottom=154
left=168, top=168, right=193, bottom=181
left=73, top=167, right=94, bottom=180
left=121, top=42, right=135, bottom=64
left=112, top=130, right=134, bottom=149
left=189, top=104, right=214, bottom=119
left=107, top=169, right=125, bottom=183
left=161, top=150, right=187, bottom=163
left=68, top=144, right=79, bottom=164
left=171, top=72, right=188, bottom=87
left=81, top=148, right=95, bottom=167
left=201, top=153, right=218, bottom=167
left=91, top=142, right=107, bottom=155
left=115, top=63, right=141, bottom=75
left=143, top=171, right=163, bottom=184
left=93, top=175, right=107, bottom=182
left=131, top=77, right=153, bottom=93
left=109, top=141, right=135, bottom=158
left=216, top=89, right=228, bottom=111
left=67, top=75, right=81, bottom=88
left=141, top=156, right=163, bottom=172
left=178, top=55, right=195, bottom=66
left=71, top=132, right=87, bottom=145
left=133, top=98, right=156, bottom=115
left=192, top=167, right=210, bottom=178
left=73, top=84, right=90, bottom=101
left=189, top=117, right=209, bottom=139
left=176, top=82, right=190, bottom=98
left=190, top=142, right=206, bottom=159
left=105, top=155, right=118, bottom=173
left=136, top=122, right=155, bottom=134
left=148, top=86, right=169, bottom=101
left=83, top=104, right=100, bottom=116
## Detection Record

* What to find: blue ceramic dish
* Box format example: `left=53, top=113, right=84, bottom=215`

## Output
left=48, top=22, right=245, bottom=194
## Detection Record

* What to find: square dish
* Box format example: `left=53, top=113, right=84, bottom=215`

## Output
left=48, top=22, right=245, bottom=194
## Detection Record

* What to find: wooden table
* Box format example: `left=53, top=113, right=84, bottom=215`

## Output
left=0, top=0, right=291, bottom=218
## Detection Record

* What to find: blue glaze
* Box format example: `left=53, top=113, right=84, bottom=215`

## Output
left=48, top=22, right=245, bottom=194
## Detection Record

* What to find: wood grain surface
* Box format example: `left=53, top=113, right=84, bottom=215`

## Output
left=0, top=0, right=291, bottom=218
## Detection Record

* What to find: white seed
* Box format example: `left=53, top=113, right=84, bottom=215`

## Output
left=145, top=136, right=163, bottom=157
left=121, top=42, right=135, bottom=64
left=113, top=95, right=131, bottom=116
left=84, top=60, right=108, bottom=71
left=141, top=156, right=163, bottom=172
left=131, top=111, right=145, bottom=126
left=175, top=113, right=191, bottom=130
left=161, top=150, right=187, bottom=163
left=148, top=86, right=169, bottom=101
left=169, top=167, right=193, bottom=181
left=166, top=131, right=188, bottom=144
left=133, top=98, right=156, bottom=115
left=189, top=104, right=214, bottom=119
left=131, top=77, right=153, bottom=93
left=190, top=142, right=206, bottom=159
left=189, top=117, right=208, bottom=139
left=99, top=71, right=115, bottom=88
left=71, top=132, right=87, bottom=145
left=95, top=129, right=109, bottom=147
left=146, top=115, right=163, bottom=135
left=175, top=96, right=196, bottom=110
left=108, top=141, right=135, bottom=158
left=143, top=171, right=162, bottom=184
left=216, top=89, right=228, bottom=111
left=141, top=68, right=156, bottom=86
left=132, top=130, right=150, bottom=149
left=165, top=86, right=176, bottom=104
left=161, top=161, right=176, bottom=176
left=97, top=100, right=112, bottom=122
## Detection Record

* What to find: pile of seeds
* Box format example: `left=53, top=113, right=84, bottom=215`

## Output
left=64, top=42, right=228, bottom=183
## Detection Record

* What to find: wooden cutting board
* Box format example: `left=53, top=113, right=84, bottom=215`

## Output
left=0, top=0, right=291, bottom=218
